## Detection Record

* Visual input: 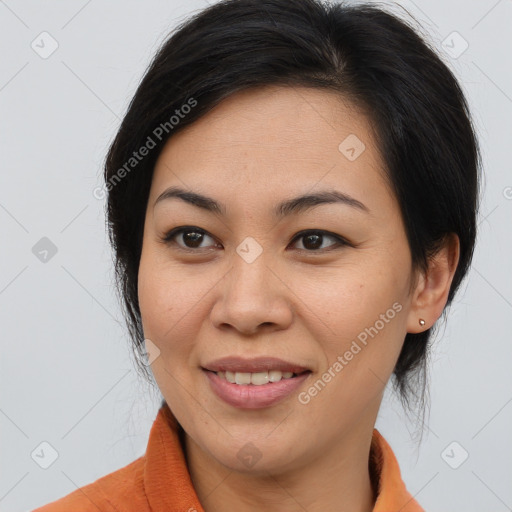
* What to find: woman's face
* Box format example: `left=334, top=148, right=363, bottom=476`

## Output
left=138, top=85, right=421, bottom=473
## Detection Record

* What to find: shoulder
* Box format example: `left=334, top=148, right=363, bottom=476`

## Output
left=32, top=455, right=148, bottom=512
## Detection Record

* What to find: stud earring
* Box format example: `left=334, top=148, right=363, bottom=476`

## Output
left=419, top=318, right=426, bottom=327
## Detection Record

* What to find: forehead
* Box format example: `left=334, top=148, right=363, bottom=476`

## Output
left=150, top=85, right=392, bottom=214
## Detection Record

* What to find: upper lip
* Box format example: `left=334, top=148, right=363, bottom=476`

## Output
left=202, top=356, right=311, bottom=374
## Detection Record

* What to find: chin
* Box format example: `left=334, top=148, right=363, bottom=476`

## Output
left=201, top=433, right=302, bottom=476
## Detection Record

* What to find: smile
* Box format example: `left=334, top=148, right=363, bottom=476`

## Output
left=203, top=368, right=311, bottom=409
left=215, top=369, right=299, bottom=385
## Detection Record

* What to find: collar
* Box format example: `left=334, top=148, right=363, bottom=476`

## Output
left=144, top=402, right=423, bottom=511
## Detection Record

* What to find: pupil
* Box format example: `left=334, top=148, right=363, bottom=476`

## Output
left=184, top=231, right=203, bottom=248
left=304, top=234, right=321, bottom=249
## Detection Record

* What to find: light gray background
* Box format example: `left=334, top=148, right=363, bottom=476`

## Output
left=1, top=1, right=511, bottom=511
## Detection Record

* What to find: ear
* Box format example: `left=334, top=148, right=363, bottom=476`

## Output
left=406, top=233, right=460, bottom=333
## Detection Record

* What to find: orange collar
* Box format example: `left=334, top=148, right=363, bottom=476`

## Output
left=369, top=428, right=424, bottom=511
left=144, top=403, right=424, bottom=512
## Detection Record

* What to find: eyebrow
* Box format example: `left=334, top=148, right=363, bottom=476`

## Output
left=153, top=185, right=370, bottom=217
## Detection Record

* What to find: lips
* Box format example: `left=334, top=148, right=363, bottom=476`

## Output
left=203, top=367, right=311, bottom=409
left=202, top=356, right=310, bottom=374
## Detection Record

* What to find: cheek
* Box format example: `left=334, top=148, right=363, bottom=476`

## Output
left=296, top=282, right=406, bottom=425
left=297, top=261, right=407, bottom=345
left=137, top=251, right=216, bottom=360
left=293, top=260, right=409, bottom=404
left=137, top=253, right=219, bottom=433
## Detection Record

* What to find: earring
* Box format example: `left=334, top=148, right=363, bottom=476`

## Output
left=419, top=318, right=426, bottom=327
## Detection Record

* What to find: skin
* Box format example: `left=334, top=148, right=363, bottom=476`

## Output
left=137, top=85, right=459, bottom=512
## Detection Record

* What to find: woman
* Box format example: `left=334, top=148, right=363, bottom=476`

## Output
left=34, top=0, right=480, bottom=510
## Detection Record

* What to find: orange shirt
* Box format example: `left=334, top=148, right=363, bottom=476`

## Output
left=33, top=402, right=424, bottom=511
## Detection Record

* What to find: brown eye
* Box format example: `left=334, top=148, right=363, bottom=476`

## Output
left=162, top=227, right=349, bottom=254
left=163, top=226, right=218, bottom=250
left=290, top=230, right=348, bottom=252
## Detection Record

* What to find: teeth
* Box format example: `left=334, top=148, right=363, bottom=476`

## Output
left=235, top=372, right=251, bottom=385
left=218, top=370, right=295, bottom=385
left=250, top=371, right=269, bottom=385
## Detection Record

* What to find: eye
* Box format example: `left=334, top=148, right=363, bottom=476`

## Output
left=162, top=226, right=219, bottom=251
left=289, top=229, right=349, bottom=252
left=162, top=226, right=349, bottom=253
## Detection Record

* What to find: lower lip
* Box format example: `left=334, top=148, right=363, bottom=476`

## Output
left=203, top=370, right=311, bottom=409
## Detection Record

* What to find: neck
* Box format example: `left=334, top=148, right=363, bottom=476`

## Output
left=184, top=422, right=377, bottom=512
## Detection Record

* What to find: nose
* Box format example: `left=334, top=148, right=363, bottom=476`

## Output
left=209, top=250, right=293, bottom=336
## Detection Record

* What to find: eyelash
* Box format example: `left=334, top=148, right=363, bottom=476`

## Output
left=161, top=226, right=351, bottom=254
